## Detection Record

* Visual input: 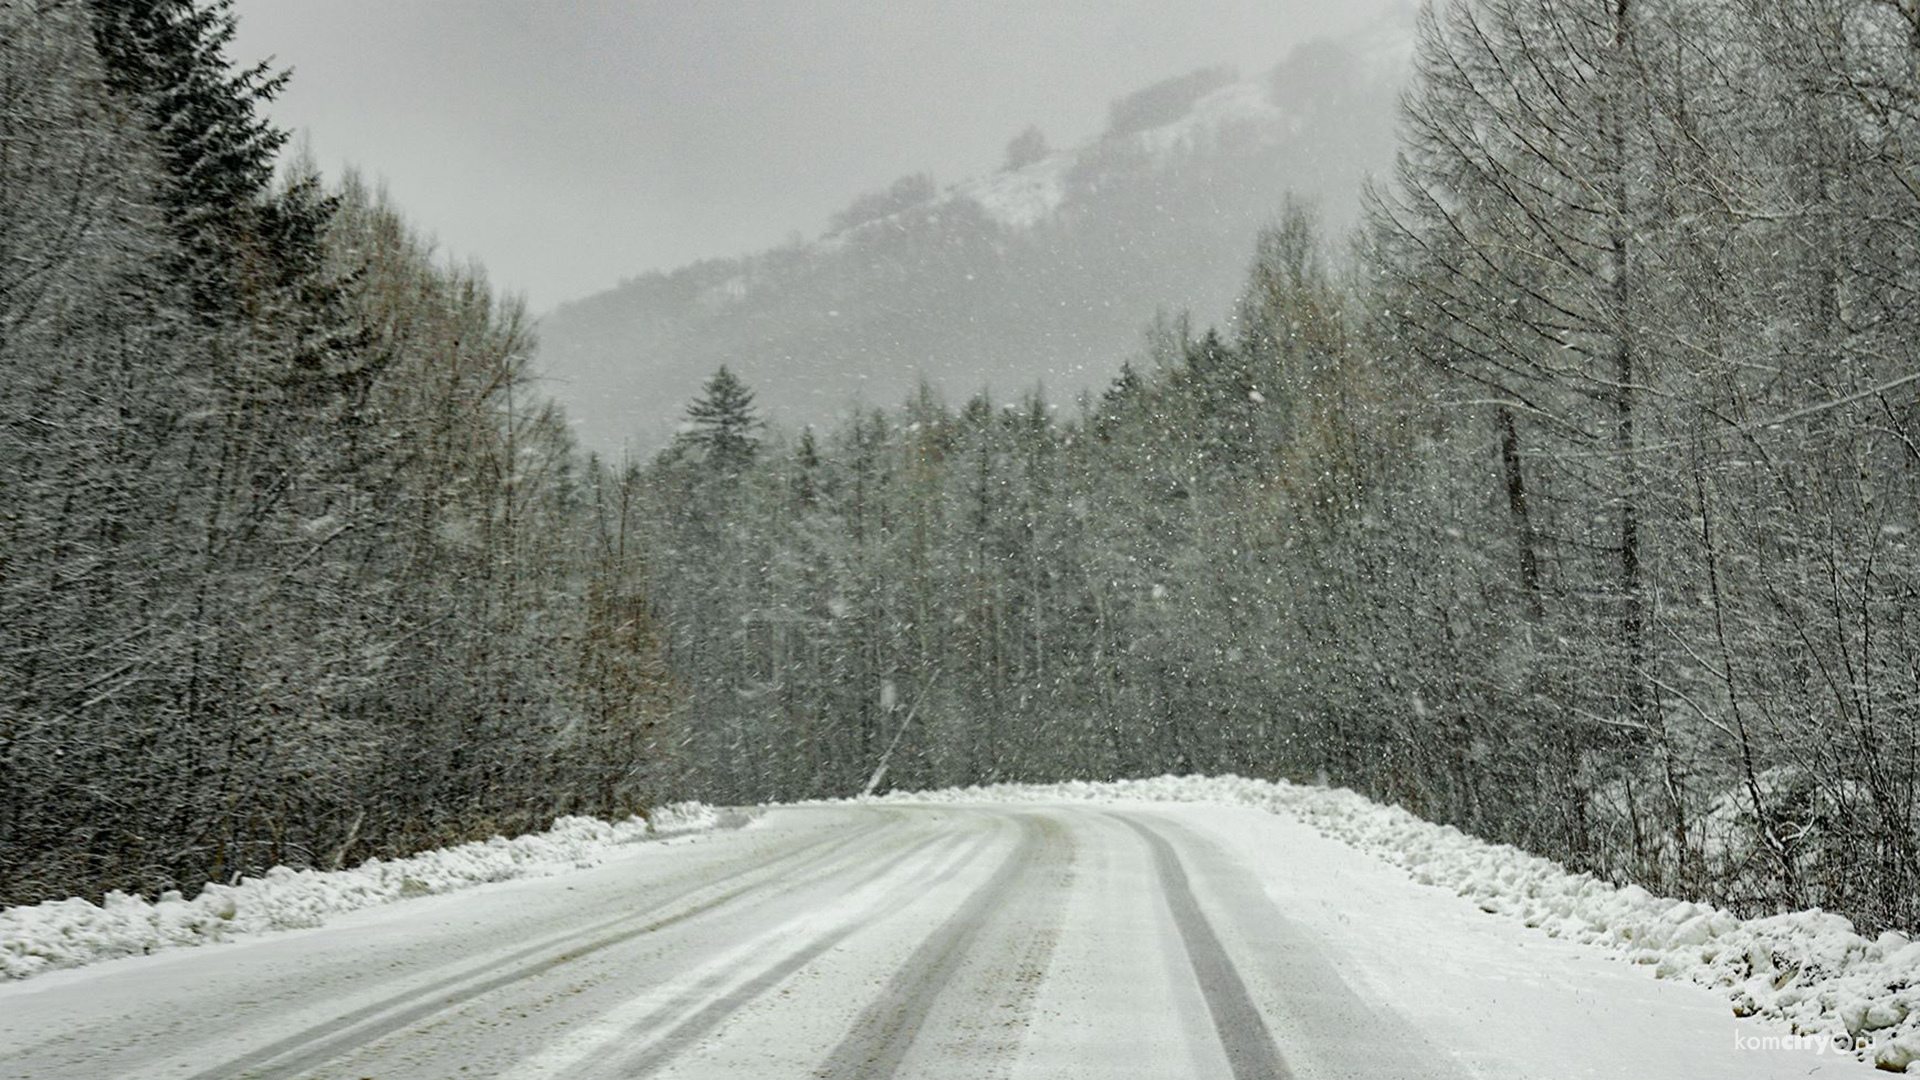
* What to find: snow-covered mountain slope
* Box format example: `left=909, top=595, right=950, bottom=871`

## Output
left=536, top=14, right=1413, bottom=455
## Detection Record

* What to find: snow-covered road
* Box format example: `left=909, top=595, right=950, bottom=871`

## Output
left=0, top=803, right=1882, bottom=1079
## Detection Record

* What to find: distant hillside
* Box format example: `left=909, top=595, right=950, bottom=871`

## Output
left=536, top=17, right=1413, bottom=455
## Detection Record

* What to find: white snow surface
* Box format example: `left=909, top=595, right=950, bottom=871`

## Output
left=0, top=797, right=1893, bottom=1078
left=823, top=72, right=1288, bottom=245
left=11, top=774, right=1915, bottom=1071
left=0, top=801, right=746, bottom=981
left=877, top=775, right=1920, bottom=1072
left=1133, top=79, right=1283, bottom=158
left=949, top=154, right=1071, bottom=230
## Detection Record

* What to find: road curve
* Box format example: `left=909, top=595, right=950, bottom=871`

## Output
left=0, top=802, right=1846, bottom=1080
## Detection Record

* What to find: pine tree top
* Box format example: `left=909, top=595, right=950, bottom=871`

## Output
left=678, top=365, right=763, bottom=467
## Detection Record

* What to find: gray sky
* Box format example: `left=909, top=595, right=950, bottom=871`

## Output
left=234, top=0, right=1390, bottom=313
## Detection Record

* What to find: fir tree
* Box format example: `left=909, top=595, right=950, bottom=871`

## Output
left=87, top=0, right=305, bottom=296
left=793, top=427, right=821, bottom=508
left=678, top=365, right=763, bottom=470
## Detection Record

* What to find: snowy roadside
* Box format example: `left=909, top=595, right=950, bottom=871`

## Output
left=0, top=802, right=755, bottom=981
left=877, top=776, right=1920, bottom=1073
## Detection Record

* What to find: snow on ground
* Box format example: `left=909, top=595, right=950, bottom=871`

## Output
left=1133, top=79, right=1284, bottom=157
left=12, top=773, right=1915, bottom=1072
left=0, top=802, right=749, bottom=981
left=949, top=154, right=1071, bottom=230
left=879, top=775, right=1920, bottom=1072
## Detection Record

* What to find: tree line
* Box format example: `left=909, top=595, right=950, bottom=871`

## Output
left=0, top=0, right=674, bottom=907
left=5, top=0, right=1919, bottom=940
left=639, top=0, right=1920, bottom=934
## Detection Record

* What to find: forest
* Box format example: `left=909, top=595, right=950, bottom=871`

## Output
left=0, top=0, right=672, bottom=907
left=4, top=0, right=1920, bottom=946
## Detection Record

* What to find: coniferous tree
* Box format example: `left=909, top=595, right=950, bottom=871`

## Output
left=677, top=365, right=763, bottom=471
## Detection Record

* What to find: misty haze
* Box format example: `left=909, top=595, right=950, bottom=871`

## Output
left=3, top=2, right=1918, bottom=1078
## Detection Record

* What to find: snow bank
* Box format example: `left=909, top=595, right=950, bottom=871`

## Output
left=880, top=776, right=1920, bottom=1071
left=0, top=802, right=748, bottom=981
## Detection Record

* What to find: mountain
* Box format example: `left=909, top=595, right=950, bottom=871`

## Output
left=535, top=15, right=1413, bottom=455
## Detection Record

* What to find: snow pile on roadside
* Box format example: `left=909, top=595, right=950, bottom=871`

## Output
left=0, top=802, right=746, bottom=981
left=650, top=800, right=759, bottom=836
left=879, top=775, right=1920, bottom=1071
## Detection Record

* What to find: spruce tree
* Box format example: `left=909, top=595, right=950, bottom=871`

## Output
left=87, top=0, right=302, bottom=291
left=679, top=365, right=763, bottom=470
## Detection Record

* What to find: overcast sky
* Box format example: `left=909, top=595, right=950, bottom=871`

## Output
left=233, top=0, right=1391, bottom=313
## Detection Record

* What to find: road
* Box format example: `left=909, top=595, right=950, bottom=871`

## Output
left=0, top=803, right=1881, bottom=1079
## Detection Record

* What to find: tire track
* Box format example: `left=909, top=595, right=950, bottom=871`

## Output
left=1113, top=814, right=1291, bottom=1080
left=812, top=812, right=1064, bottom=1080
left=909, top=812, right=1073, bottom=1079
left=181, top=814, right=915, bottom=1080
left=1114, top=813, right=1454, bottom=1080
left=584, top=824, right=999, bottom=1078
